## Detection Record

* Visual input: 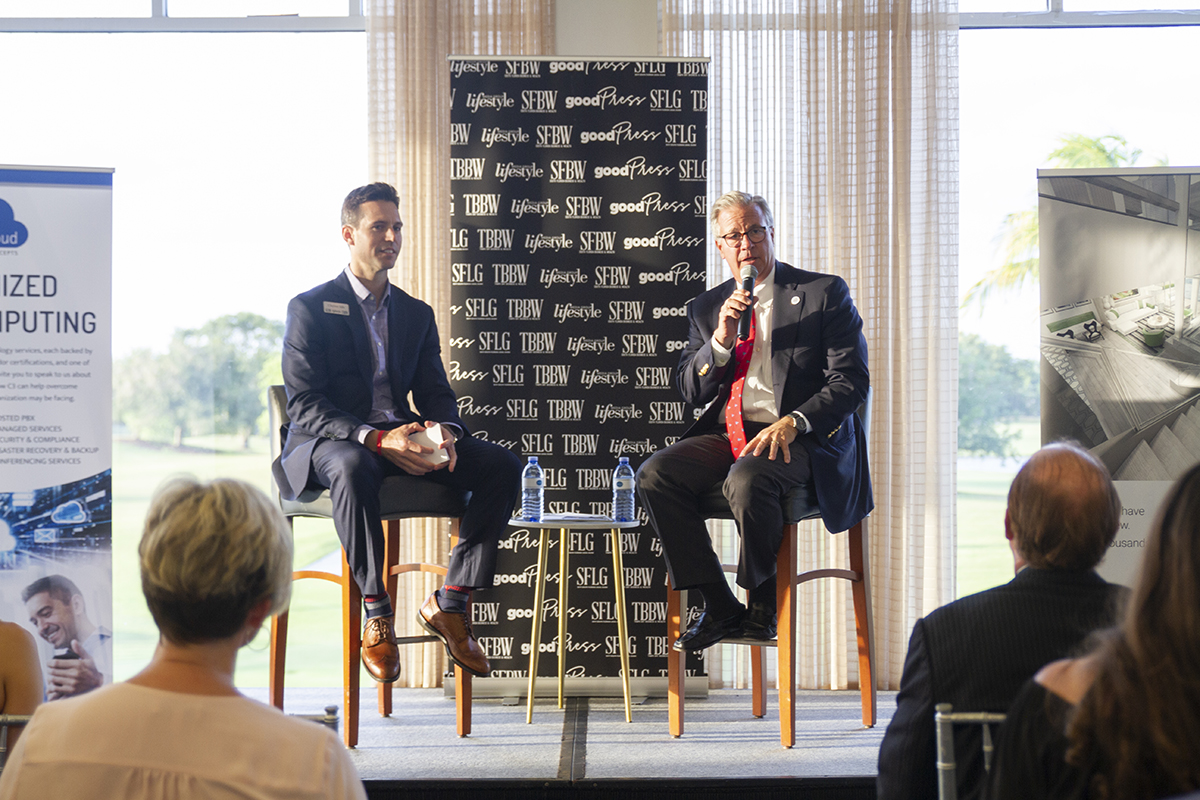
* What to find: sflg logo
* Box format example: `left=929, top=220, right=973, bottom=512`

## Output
left=0, top=200, right=29, bottom=248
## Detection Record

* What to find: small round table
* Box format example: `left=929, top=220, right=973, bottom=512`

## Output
left=507, top=513, right=639, bottom=724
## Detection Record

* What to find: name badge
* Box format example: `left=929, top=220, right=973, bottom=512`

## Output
left=323, top=301, right=350, bottom=316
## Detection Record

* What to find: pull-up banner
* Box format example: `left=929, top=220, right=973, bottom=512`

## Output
left=0, top=165, right=113, bottom=700
left=449, top=57, right=709, bottom=691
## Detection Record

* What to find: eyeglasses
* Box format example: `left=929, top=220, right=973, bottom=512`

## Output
left=719, top=226, right=768, bottom=246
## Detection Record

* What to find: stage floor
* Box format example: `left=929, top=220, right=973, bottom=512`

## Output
left=246, top=687, right=896, bottom=783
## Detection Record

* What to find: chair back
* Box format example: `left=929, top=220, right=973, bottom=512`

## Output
left=0, top=714, right=33, bottom=774
left=934, top=703, right=1006, bottom=800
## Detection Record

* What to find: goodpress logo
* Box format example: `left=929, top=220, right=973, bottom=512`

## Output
left=553, top=303, right=602, bottom=323
left=666, top=339, right=688, bottom=353
left=451, top=60, right=499, bottom=77
left=449, top=361, right=487, bottom=382
left=512, top=198, right=559, bottom=219
left=566, top=336, right=615, bottom=357
left=609, top=192, right=691, bottom=216
left=579, top=369, right=628, bottom=390
left=549, top=60, right=586, bottom=74
left=595, top=403, right=642, bottom=424
left=540, top=268, right=588, bottom=288
left=526, top=233, right=573, bottom=253
left=624, top=228, right=705, bottom=251
left=653, top=305, right=687, bottom=320
left=493, top=564, right=541, bottom=586
left=594, top=156, right=674, bottom=181
left=495, top=162, right=544, bottom=183
left=579, top=121, right=662, bottom=145
left=465, top=91, right=515, bottom=112
left=481, top=127, right=530, bottom=148
left=639, top=262, right=704, bottom=285
left=594, top=265, right=631, bottom=289
left=472, top=431, right=519, bottom=450
left=565, top=86, right=645, bottom=110
left=536, top=125, right=573, bottom=148
left=457, top=396, right=502, bottom=417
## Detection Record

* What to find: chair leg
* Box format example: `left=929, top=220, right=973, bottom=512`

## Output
left=667, top=587, right=685, bottom=738
left=751, top=643, right=767, bottom=719
left=269, top=608, right=288, bottom=711
left=456, top=667, right=472, bottom=737
left=378, top=519, right=400, bottom=718
left=777, top=524, right=797, bottom=749
left=849, top=521, right=877, bottom=727
left=342, top=552, right=361, bottom=749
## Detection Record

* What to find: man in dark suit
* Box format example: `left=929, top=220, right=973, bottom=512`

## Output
left=273, top=182, right=521, bottom=683
left=636, top=191, right=872, bottom=650
left=876, top=441, right=1126, bottom=800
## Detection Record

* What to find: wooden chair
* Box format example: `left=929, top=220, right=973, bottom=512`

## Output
left=934, top=703, right=1006, bottom=800
left=266, top=385, right=472, bottom=747
left=667, top=399, right=875, bottom=749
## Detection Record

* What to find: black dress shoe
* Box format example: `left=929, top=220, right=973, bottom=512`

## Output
left=673, top=608, right=746, bottom=651
left=741, top=601, right=777, bottom=640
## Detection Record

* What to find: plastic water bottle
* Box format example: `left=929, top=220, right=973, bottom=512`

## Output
left=521, top=456, right=544, bottom=522
left=612, top=457, right=636, bottom=522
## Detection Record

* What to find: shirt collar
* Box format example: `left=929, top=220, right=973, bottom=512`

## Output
left=344, top=264, right=389, bottom=306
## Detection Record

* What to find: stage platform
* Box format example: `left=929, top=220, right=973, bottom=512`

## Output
left=247, top=687, right=896, bottom=800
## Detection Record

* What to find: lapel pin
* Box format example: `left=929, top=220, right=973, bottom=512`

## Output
left=790, top=296, right=800, bottom=305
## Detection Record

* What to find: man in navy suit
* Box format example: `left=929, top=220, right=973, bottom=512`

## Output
left=636, top=191, right=872, bottom=650
left=274, top=183, right=521, bottom=683
left=876, top=442, right=1125, bottom=800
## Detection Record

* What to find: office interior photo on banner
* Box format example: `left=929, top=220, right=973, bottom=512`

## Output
left=1038, top=167, right=1200, bottom=585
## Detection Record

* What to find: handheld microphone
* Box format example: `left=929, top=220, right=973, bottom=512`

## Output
left=737, top=263, right=758, bottom=341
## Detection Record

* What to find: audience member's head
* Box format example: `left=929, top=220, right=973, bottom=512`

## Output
left=21, top=574, right=94, bottom=650
left=140, top=477, right=292, bottom=645
left=1005, top=441, right=1120, bottom=571
left=1065, top=460, right=1200, bottom=798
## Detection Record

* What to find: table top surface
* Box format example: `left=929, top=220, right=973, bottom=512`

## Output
left=507, top=513, right=641, bottom=530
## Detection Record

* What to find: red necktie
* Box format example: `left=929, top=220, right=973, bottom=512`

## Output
left=725, top=313, right=756, bottom=458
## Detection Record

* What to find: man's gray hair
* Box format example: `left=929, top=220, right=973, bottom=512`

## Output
left=709, top=191, right=775, bottom=231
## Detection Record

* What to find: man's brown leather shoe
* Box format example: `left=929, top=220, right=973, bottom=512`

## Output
left=418, top=592, right=491, bottom=677
left=361, top=616, right=401, bottom=683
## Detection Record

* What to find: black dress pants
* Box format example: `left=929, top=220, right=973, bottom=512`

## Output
left=636, top=425, right=813, bottom=593
left=309, top=434, right=522, bottom=598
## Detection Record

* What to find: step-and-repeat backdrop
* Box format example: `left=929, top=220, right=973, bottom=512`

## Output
left=449, top=57, right=709, bottom=688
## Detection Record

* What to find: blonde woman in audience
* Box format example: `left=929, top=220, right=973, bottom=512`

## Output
left=0, top=617, right=41, bottom=752
left=986, top=461, right=1200, bottom=799
left=0, top=477, right=366, bottom=799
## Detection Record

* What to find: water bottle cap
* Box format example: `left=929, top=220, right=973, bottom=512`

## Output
left=528, top=456, right=538, bottom=463
left=619, top=457, right=629, bottom=464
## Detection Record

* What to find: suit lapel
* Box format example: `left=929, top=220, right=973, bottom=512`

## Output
left=332, top=272, right=376, bottom=391
left=771, top=263, right=805, bottom=412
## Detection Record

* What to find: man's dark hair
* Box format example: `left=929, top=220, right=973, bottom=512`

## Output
left=1007, top=440, right=1120, bottom=570
left=21, top=574, right=82, bottom=605
left=341, top=182, right=400, bottom=227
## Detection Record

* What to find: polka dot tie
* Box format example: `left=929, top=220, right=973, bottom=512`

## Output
left=725, top=313, right=755, bottom=458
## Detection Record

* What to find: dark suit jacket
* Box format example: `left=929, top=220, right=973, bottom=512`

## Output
left=876, top=568, right=1126, bottom=800
left=677, top=260, right=872, bottom=532
left=272, top=271, right=465, bottom=501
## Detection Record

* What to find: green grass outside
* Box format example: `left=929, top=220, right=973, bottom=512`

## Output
left=108, top=417, right=1041, bottom=687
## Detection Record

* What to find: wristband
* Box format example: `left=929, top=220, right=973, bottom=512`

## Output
left=375, top=431, right=382, bottom=454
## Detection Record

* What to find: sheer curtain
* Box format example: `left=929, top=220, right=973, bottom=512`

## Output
left=365, top=0, right=555, bottom=687
left=661, top=0, right=959, bottom=692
